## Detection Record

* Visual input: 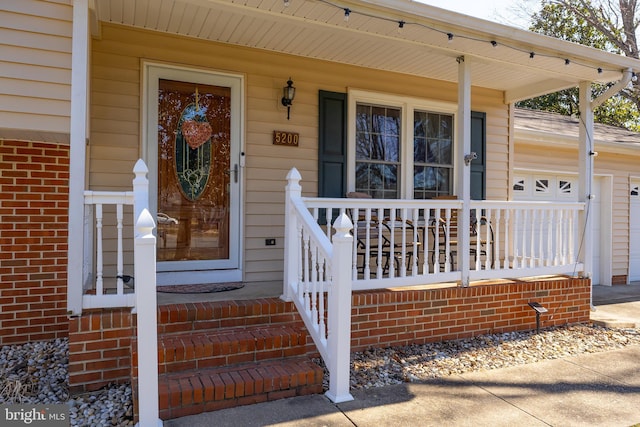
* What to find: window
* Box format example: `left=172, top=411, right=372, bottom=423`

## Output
left=355, top=103, right=401, bottom=199
left=413, top=111, right=453, bottom=199
left=350, top=92, right=456, bottom=199
left=513, top=178, right=526, bottom=192
left=535, top=178, right=550, bottom=194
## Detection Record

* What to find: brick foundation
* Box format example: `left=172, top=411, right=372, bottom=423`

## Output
left=68, top=277, right=590, bottom=394
left=68, top=308, right=134, bottom=393
left=0, top=140, right=69, bottom=345
left=350, top=277, right=591, bottom=351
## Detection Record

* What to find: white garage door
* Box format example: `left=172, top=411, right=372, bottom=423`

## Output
left=630, top=181, right=640, bottom=281
left=513, top=172, right=602, bottom=285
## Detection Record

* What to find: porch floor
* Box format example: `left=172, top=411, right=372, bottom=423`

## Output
left=154, top=275, right=580, bottom=306
left=156, top=281, right=283, bottom=305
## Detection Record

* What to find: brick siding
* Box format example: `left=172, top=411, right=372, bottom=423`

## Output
left=0, top=140, right=69, bottom=345
left=350, top=278, right=591, bottom=351
left=68, top=277, right=590, bottom=393
left=68, top=308, right=134, bottom=393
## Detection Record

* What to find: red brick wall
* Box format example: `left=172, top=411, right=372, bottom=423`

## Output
left=0, top=140, right=69, bottom=345
left=350, top=277, right=591, bottom=351
left=67, top=277, right=590, bottom=392
left=68, top=308, right=134, bottom=393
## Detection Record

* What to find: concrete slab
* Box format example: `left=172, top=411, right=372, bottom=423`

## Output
left=460, top=349, right=640, bottom=427
left=339, top=380, right=547, bottom=427
left=162, top=394, right=351, bottom=427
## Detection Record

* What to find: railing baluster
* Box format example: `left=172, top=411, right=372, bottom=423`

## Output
left=434, top=208, right=442, bottom=273
left=311, top=245, right=318, bottom=331
left=303, top=229, right=310, bottom=307
left=319, top=256, right=326, bottom=339
left=376, top=208, right=383, bottom=278
left=297, top=223, right=303, bottom=300
left=95, top=204, right=104, bottom=296
left=116, top=203, right=124, bottom=296
left=569, top=208, right=576, bottom=263
left=545, top=209, right=552, bottom=266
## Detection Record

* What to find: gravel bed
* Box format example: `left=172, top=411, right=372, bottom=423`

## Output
left=1, top=324, right=639, bottom=425
left=315, top=324, right=640, bottom=390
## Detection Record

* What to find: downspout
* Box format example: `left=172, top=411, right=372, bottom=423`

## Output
left=579, top=68, right=633, bottom=310
left=591, top=68, right=633, bottom=109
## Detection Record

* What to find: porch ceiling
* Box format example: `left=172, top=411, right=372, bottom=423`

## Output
left=91, top=0, right=640, bottom=102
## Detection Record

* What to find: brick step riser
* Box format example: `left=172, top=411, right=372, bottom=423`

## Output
left=156, top=358, right=324, bottom=420
left=157, top=327, right=314, bottom=374
left=157, top=299, right=300, bottom=335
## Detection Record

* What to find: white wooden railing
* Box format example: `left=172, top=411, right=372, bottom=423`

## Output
left=81, top=159, right=161, bottom=424
left=303, top=198, right=584, bottom=289
left=81, top=159, right=153, bottom=309
left=283, top=168, right=586, bottom=402
left=283, top=168, right=354, bottom=403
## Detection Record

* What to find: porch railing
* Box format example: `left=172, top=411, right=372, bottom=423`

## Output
left=81, top=159, right=153, bottom=309
left=283, top=167, right=586, bottom=402
left=304, top=198, right=584, bottom=289
left=283, top=168, right=354, bottom=403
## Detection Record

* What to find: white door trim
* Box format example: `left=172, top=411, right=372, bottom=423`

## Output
left=142, top=61, right=244, bottom=285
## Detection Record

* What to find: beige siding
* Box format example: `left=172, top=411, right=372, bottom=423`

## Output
left=516, top=143, right=638, bottom=278
left=0, top=1, right=72, bottom=138
left=90, top=23, right=509, bottom=283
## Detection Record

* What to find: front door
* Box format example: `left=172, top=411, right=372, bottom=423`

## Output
left=145, top=64, right=243, bottom=285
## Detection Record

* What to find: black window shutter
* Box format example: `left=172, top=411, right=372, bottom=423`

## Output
left=470, top=111, right=486, bottom=200
left=318, top=91, right=347, bottom=198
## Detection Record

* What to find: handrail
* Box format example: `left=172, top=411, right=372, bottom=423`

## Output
left=283, top=168, right=354, bottom=403
left=82, top=159, right=151, bottom=309
left=285, top=169, right=587, bottom=404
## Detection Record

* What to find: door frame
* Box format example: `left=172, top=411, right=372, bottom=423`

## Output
left=142, top=61, right=244, bottom=285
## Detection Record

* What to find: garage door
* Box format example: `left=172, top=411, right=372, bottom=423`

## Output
left=513, top=172, right=602, bottom=285
left=630, top=181, right=640, bottom=281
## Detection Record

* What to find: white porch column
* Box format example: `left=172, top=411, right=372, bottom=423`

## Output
left=456, top=56, right=471, bottom=286
left=67, top=0, right=90, bottom=316
left=578, top=82, right=594, bottom=281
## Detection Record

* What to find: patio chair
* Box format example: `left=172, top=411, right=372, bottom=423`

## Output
left=381, top=218, right=421, bottom=275
left=433, top=196, right=494, bottom=270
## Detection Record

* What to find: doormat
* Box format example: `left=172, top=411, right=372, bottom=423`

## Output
left=157, top=282, right=244, bottom=294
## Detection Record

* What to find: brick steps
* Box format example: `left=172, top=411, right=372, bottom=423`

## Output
left=158, top=357, right=324, bottom=420
left=157, top=325, right=309, bottom=374
left=133, top=298, right=323, bottom=421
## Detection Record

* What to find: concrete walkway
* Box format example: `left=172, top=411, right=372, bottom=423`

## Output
left=164, top=284, right=640, bottom=427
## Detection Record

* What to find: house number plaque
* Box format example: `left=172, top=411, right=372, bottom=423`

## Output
left=273, top=130, right=299, bottom=147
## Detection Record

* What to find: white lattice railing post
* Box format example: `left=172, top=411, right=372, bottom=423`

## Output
left=325, top=213, right=354, bottom=404
left=134, top=209, right=162, bottom=427
left=283, top=168, right=302, bottom=302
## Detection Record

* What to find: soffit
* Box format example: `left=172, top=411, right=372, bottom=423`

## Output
left=92, top=0, right=640, bottom=100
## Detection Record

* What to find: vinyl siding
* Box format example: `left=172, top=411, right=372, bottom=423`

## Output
left=0, top=1, right=72, bottom=139
left=90, top=23, right=509, bottom=283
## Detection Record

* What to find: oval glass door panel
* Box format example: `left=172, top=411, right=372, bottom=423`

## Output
left=157, top=79, right=231, bottom=262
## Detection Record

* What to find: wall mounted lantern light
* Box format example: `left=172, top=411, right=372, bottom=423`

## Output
left=281, top=78, right=295, bottom=120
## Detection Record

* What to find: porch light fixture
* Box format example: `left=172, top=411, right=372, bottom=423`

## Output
left=344, top=8, right=351, bottom=21
left=565, top=58, right=571, bottom=66
left=528, top=302, right=548, bottom=334
left=490, top=40, right=497, bottom=48
left=529, top=52, right=535, bottom=59
left=447, top=33, right=454, bottom=42
left=281, top=78, right=296, bottom=120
